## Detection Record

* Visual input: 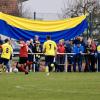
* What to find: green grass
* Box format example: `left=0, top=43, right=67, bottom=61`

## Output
left=0, top=72, right=100, bottom=100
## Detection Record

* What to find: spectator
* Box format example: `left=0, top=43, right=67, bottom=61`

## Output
left=79, top=36, right=86, bottom=47
left=0, top=36, right=3, bottom=45
left=34, top=41, right=42, bottom=72
left=87, top=37, right=92, bottom=45
left=26, top=41, right=33, bottom=72
left=89, top=39, right=97, bottom=72
left=84, top=41, right=92, bottom=72
left=0, top=36, right=3, bottom=53
left=33, top=35, right=40, bottom=44
left=73, top=43, right=84, bottom=72
left=56, top=39, right=65, bottom=72
left=73, top=36, right=80, bottom=45
left=29, top=39, right=35, bottom=53
left=65, top=40, right=73, bottom=72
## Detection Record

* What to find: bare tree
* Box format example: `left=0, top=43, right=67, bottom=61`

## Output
left=17, top=0, right=30, bottom=17
left=60, top=0, right=100, bottom=18
left=60, top=0, right=100, bottom=37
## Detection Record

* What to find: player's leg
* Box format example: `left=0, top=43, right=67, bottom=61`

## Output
left=0, top=58, right=4, bottom=73
left=5, top=60, right=11, bottom=72
left=3, top=58, right=9, bottom=72
left=45, top=56, right=49, bottom=73
left=18, top=57, right=28, bottom=74
left=49, top=56, right=55, bottom=72
left=26, top=61, right=32, bottom=72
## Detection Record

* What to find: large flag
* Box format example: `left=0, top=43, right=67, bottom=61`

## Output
left=0, top=12, right=88, bottom=42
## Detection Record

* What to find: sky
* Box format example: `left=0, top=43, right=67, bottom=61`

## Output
left=22, top=0, right=66, bottom=13
left=22, top=0, right=76, bottom=20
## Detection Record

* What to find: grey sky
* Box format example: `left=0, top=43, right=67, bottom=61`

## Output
left=22, top=0, right=65, bottom=13
left=22, top=0, right=76, bottom=20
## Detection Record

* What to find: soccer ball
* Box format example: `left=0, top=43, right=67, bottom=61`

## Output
left=51, top=63, right=55, bottom=68
left=46, top=72, right=50, bottom=76
left=13, top=68, right=18, bottom=73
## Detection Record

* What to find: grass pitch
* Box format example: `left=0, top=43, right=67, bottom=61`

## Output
left=0, top=72, right=100, bottom=100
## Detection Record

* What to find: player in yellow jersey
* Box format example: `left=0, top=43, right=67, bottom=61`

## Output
left=43, top=36, right=57, bottom=74
left=97, top=44, right=100, bottom=72
left=0, top=39, right=13, bottom=73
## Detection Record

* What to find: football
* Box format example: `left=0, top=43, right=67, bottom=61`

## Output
left=13, top=68, right=18, bottom=73
left=51, top=63, right=55, bottom=68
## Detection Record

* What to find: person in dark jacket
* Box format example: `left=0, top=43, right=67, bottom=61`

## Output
left=65, top=40, right=73, bottom=72
left=34, top=41, right=42, bottom=72
left=89, top=40, right=96, bottom=72
left=84, top=41, right=91, bottom=72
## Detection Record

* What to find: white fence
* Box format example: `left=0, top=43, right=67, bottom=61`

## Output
left=13, top=53, right=99, bottom=72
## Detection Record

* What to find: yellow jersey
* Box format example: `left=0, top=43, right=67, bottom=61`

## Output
left=97, top=45, right=100, bottom=52
left=43, top=40, right=57, bottom=56
left=1, top=43, right=13, bottom=59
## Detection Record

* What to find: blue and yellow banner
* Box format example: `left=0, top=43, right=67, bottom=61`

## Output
left=0, top=12, right=88, bottom=42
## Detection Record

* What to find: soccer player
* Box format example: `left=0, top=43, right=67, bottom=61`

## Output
left=97, top=44, right=100, bottom=72
left=43, top=35, right=57, bottom=74
left=0, top=39, right=13, bottom=73
left=18, top=39, right=29, bottom=74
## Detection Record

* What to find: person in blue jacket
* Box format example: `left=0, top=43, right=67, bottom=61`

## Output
left=73, top=43, right=84, bottom=72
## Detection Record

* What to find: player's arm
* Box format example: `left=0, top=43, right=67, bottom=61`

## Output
left=19, top=44, right=24, bottom=47
left=43, top=42, right=46, bottom=53
left=14, top=41, right=23, bottom=47
left=28, top=47, right=32, bottom=53
left=26, top=44, right=29, bottom=52
left=54, top=42, right=57, bottom=55
left=10, top=46, right=13, bottom=54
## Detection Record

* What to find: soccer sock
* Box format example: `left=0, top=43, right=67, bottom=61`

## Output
left=26, top=62, right=33, bottom=66
left=0, top=68, right=2, bottom=73
left=19, top=65, right=28, bottom=73
left=3, top=66, right=6, bottom=72
left=45, top=66, right=49, bottom=73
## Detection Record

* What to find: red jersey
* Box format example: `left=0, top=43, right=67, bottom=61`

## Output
left=57, top=44, right=65, bottom=53
left=19, top=43, right=28, bottom=57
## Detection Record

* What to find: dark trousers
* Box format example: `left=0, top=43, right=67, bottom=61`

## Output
left=73, top=54, right=82, bottom=72
left=67, top=56, right=73, bottom=72
left=98, top=53, right=100, bottom=72
left=84, top=55, right=91, bottom=72
left=56, top=55, right=65, bottom=72
left=90, top=54, right=96, bottom=72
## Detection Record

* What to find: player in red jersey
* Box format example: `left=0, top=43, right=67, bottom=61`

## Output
left=18, top=39, right=29, bottom=74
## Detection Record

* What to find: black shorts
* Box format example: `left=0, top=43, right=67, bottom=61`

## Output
left=45, top=56, right=54, bottom=65
left=19, top=57, right=28, bottom=64
left=0, top=58, right=9, bottom=65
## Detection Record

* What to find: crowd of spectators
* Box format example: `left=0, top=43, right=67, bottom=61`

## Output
left=0, top=35, right=100, bottom=73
